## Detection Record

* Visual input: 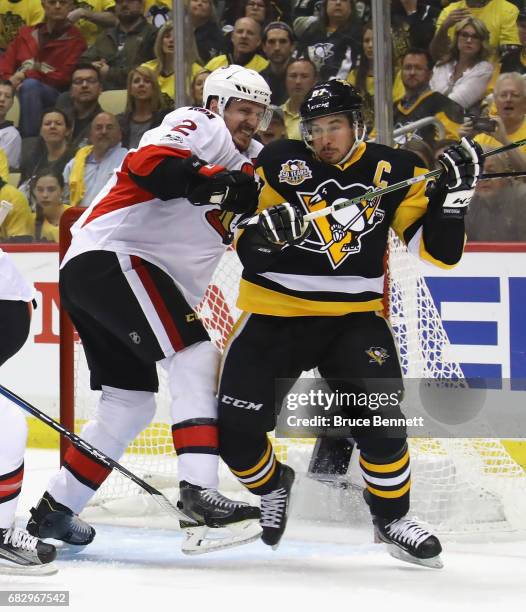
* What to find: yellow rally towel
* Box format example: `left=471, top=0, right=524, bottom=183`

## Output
left=69, top=145, right=93, bottom=206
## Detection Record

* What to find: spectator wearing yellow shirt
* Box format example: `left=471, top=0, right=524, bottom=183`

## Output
left=32, top=168, right=71, bottom=243
left=0, top=0, right=43, bottom=51
left=0, top=179, right=33, bottom=242
left=140, top=21, right=202, bottom=108
left=205, top=17, right=269, bottom=73
left=460, top=71, right=526, bottom=172
left=66, top=0, right=118, bottom=46
left=0, top=147, right=9, bottom=183
left=281, top=57, right=318, bottom=140
left=430, top=0, right=520, bottom=62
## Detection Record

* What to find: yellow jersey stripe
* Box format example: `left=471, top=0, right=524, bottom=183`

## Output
left=230, top=441, right=272, bottom=477
left=359, top=449, right=409, bottom=473
left=366, top=479, right=411, bottom=499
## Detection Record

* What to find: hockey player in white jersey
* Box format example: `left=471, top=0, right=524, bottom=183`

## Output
left=27, top=66, right=272, bottom=554
left=0, top=243, right=57, bottom=575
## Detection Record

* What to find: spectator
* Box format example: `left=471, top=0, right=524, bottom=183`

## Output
left=293, top=0, right=323, bottom=19
left=140, top=21, right=202, bottom=108
left=390, top=1, right=441, bottom=65
left=63, top=112, right=127, bottom=207
left=0, top=147, right=9, bottom=182
left=281, top=57, right=318, bottom=139
left=294, top=0, right=361, bottom=80
left=32, top=167, right=70, bottom=243
left=401, top=137, right=435, bottom=169
left=118, top=67, right=166, bottom=149
left=394, top=48, right=464, bottom=145
left=0, top=0, right=44, bottom=51
left=257, top=104, right=287, bottom=144
left=461, top=72, right=526, bottom=171
left=0, top=80, right=21, bottom=169
left=81, top=0, right=157, bottom=90
left=0, top=177, right=33, bottom=242
left=0, top=0, right=87, bottom=137
left=56, top=63, right=103, bottom=149
left=205, top=17, right=269, bottom=72
left=190, top=68, right=211, bottom=105
left=465, top=149, right=526, bottom=241
left=19, top=108, right=75, bottom=202
left=66, top=1, right=118, bottom=46
left=260, top=21, right=296, bottom=105
left=223, top=0, right=292, bottom=25
left=430, top=0, right=520, bottom=62
left=238, top=0, right=273, bottom=28
left=188, top=0, right=227, bottom=64
left=347, top=22, right=402, bottom=132
left=500, top=10, right=526, bottom=76
left=430, top=17, right=493, bottom=112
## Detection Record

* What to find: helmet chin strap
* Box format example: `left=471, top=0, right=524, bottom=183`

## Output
left=335, top=121, right=367, bottom=165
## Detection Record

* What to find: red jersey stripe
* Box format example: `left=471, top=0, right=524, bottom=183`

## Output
left=63, top=446, right=111, bottom=488
left=130, top=256, right=185, bottom=352
left=172, top=424, right=219, bottom=451
left=81, top=145, right=191, bottom=227
left=0, top=464, right=24, bottom=499
left=127, top=144, right=192, bottom=176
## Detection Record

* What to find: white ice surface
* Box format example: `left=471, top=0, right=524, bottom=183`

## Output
left=1, top=449, right=525, bottom=612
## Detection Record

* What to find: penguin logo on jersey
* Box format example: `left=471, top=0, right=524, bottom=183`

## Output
left=296, top=179, right=385, bottom=269
left=366, top=347, right=389, bottom=365
left=279, top=159, right=312, bottom=185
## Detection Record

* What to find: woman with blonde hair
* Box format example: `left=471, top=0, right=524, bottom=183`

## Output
left=430, top=17, right=493, bottom=112
left=118, top=67, right=167, bottom=150
left=141, top=21, right=203, bottom=108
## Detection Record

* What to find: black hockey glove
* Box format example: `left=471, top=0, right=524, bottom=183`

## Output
left=434, top=137, right=484, bottom=218
left=185, top=156, right=259, bottom=215
left=257, top=203, right=311, bottom=247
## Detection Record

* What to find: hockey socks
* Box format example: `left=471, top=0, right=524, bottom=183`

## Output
left=360, top=443, right=411, bottom=519
left=227, top=437, right=281, bottom=496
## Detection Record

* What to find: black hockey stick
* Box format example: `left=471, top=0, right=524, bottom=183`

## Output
left=480, top=171, right=526, bottom=179
left=0, top=384, right=198, bottom=525
left=239, top=137, right=526, bottom=228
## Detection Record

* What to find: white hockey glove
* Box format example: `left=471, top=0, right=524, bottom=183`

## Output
left=436, top=137, right=484, bottom=218
left=257, top=203, right=310, bottom=247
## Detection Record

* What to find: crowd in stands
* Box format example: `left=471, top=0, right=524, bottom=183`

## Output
left=0, top=0, right=525, bottom=243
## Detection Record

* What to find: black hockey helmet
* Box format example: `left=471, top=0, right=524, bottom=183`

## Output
left=300, top=80, right=366, bottom=160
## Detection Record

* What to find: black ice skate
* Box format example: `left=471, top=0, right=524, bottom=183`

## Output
left=373, top=516, right=443, bottom=569
left=177, top=481, right=262, bottom=555
left=0, top=526, right=57, bottom=575
left=260, top=464, right=295, bottom=550
left=27, top=492, right=95, bottom=549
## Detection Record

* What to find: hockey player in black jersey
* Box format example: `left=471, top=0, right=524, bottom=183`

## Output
left=217, top=79, right=483, bottom=566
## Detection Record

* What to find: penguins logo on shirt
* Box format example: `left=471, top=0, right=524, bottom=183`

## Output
left=296, top=179, right=385, bottom=269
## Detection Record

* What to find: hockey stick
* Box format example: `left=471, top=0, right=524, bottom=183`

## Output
left=480, top=171, right=526, bottom=179
left=0, top=384, right=198, bottom=525
left=239, top=137, right=526, bottom=228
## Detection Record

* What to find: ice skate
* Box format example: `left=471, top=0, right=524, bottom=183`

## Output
left=0, top=526, right=57, bottom=575
left=178, top=481, right=261, bottom=554
left=260, top=464, right=295, bottom=550
left=373, top=516, right=443, bottom=569
left=27, top=491, right=95, bottom=550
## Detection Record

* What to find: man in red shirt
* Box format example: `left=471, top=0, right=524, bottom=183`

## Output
left=0, top=0, right=86, bottom=137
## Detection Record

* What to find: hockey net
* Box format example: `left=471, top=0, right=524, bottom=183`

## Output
left=59, top=208, right=526, bottom=534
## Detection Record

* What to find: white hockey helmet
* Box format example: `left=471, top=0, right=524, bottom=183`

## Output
left=203, top=65, right=272, bottom=130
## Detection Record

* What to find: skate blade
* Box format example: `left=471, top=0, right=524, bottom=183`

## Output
left=181, top=520, right=262, bottom=555
left=0, top=560, right=58, bottom=576
left=40, top=538, right=90, bottom=555
left=386, top=544, right=444, bottom=569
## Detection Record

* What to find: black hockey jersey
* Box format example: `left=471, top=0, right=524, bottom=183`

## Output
left=236, top=138, right=463, bottom=317
left=394, top=90, right=464, bottom=144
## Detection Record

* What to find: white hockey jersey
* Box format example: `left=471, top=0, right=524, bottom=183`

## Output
left=0, top=249, right=34, bottom=302
left=62, top=106, right=262, bottom=307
